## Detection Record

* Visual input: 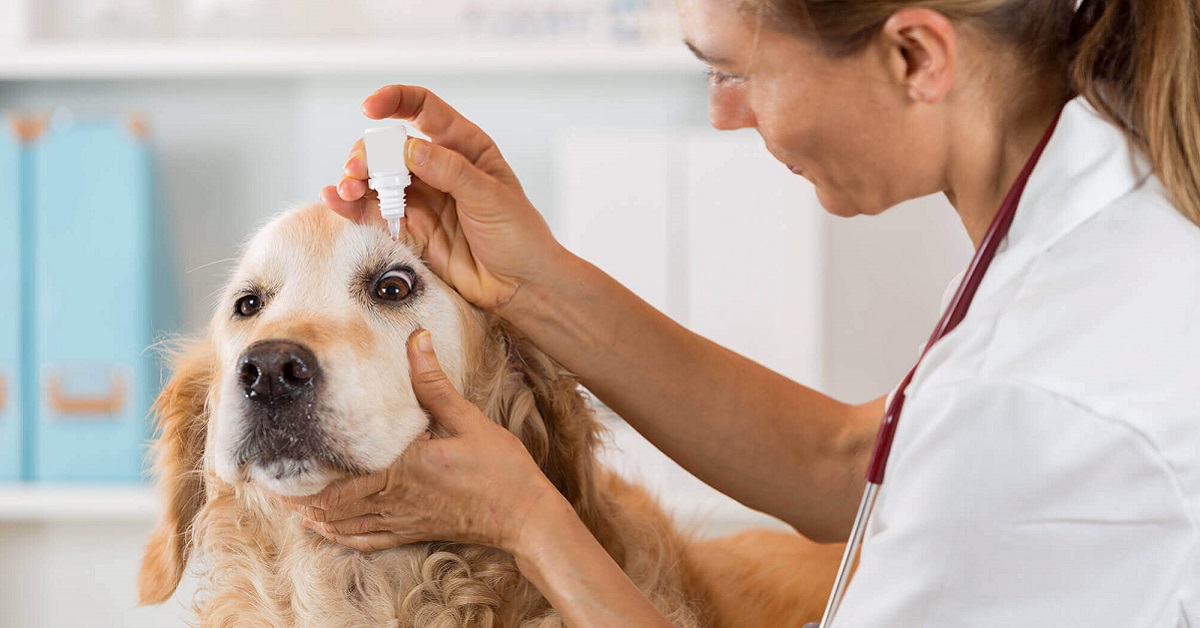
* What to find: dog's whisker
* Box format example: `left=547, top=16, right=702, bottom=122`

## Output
left=186, top=257, right=237, bottom=274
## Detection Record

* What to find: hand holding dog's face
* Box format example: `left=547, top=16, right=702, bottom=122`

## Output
left=279, top=329, right=561, bottom=555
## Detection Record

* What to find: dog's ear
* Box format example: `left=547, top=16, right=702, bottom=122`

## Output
left=138, top=340, right=215, bottom=605
left=471, top=320, right=623, bottom=561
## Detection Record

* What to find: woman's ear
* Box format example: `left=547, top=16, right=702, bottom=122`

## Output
left=879, top=7, right=957, bottom=104
left=138, top=340, right=215, bottom=606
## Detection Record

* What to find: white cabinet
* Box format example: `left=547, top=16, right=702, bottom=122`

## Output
left=555, top=131, right=681, bottom=317
left=554, top=130, right=824, bottom=538
left=555, top=128, right=824, bottom=386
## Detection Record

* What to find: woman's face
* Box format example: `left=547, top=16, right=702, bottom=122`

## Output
left=677, top=0, right=945, bottom=217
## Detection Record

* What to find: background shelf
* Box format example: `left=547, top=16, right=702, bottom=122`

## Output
left=0, top=42, right=700, bottom=80
left=0, top=483, right=158, bottom=523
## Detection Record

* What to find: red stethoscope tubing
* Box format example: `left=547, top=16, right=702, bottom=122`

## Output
left=818, top=104, right=1066, bottom=627
left=867, top=106, right=1064, bottom=485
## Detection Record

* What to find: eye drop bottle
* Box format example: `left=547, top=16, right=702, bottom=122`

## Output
left=363, top=125, right=412, bottom=239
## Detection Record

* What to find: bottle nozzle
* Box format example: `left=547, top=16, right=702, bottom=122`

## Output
left=363, top=125, right=412, bottom=239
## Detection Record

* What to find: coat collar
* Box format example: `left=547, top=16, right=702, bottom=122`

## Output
left=976, top=96, right=1153, bottom=296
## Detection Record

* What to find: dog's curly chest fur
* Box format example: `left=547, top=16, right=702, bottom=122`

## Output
left=195, top=492, right=552, bottom=627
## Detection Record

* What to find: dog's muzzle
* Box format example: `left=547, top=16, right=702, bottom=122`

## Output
left=234, top=339, right=327, bottom=476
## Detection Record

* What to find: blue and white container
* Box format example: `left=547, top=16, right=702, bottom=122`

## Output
left=29, top=116, right=154, bottom=482
left=0, top=115, right=22, bottom=481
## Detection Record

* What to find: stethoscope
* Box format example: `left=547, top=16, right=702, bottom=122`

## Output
left=816, top=105, right=1066, bottom=627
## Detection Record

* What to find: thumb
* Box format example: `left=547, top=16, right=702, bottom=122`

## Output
left=405, top=138, right=500, bottom=208
left=407, top=329, right=478, bottom=435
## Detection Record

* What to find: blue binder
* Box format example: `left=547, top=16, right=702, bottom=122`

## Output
left=29, top=118, right=154, bottom=482
left=0, top=117, right=20, bottom=481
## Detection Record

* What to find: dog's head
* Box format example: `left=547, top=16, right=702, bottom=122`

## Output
left=209, top=205, right=483, bottom=496
left=139, top=204, right=608, bottom=604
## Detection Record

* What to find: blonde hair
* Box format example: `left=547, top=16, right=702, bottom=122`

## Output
left=752, top=0, right=1200, bottom=228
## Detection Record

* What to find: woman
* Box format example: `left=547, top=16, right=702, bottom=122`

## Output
left=288, top=0, right=1200, bottom=624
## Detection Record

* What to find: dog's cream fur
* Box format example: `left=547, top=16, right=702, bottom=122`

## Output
left=139, top=203, right=840, bottom=627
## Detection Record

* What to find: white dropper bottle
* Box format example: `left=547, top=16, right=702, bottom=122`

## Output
left=363, top=125, right=412, bottom=239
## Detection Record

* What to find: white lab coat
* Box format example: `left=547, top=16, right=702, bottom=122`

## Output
left=834, top=97, right=1200, bottom=626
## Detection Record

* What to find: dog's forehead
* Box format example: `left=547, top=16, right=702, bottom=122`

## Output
left=235, top=206, right=423, bottom=289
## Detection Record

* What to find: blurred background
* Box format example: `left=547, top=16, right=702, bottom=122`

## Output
left=0, top=0, right=972, bottom=625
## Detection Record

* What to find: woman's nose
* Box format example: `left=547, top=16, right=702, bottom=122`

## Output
left=708, top=87, right=756, bottom=131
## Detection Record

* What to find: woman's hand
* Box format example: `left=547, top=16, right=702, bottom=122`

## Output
left=323, top=85, right=568, bottom=313
left=282, top=329, right=562, bottom=553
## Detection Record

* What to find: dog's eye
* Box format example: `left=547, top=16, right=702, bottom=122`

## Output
left=374, top=268, right=415, bottom=302
left=235, top=294, right=264, bottom=318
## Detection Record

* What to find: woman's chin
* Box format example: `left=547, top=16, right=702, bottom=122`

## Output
left=813, top=184, right=890, bottom=218
left=813, top=187, right=859, bottom=218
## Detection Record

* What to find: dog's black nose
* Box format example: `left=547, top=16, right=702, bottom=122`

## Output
left=238, top=340, right=319, bottom=402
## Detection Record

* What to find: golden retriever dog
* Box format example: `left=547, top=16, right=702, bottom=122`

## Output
left=138, top=203, right=840, bottom=627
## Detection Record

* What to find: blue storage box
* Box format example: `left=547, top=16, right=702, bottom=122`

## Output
left=29, top=117, right=155, bottom=482
left=0, top=115, right=21, bottom=481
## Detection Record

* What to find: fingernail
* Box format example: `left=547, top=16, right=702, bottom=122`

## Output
left=417, top=329, right=433, bottom=353
left=343, top=151, right=359, bottom=175
left=361, top=92, right=377, bottom=112
left=407, top=138, right=430, bottom=168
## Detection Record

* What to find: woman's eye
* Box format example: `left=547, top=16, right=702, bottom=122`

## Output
left=235, top=294, right=264, bottom=318
left=706, top=67, right=741, bottom=85
left=374, top=268, right=416, bottom=302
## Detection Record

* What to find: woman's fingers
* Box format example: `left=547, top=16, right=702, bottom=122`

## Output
left=405, top=179, right=460, bottom=245
left=292, top=496, right=381, bottom=524
left=288, top=469, right=389, bottom=513
left=343, top=146, right=367, bottom=180
left=404, top=138, right=501, bottom=209
left=320, top=186, right=386, bottom=228
left=337, top=175, right=368, bottom=202
left=362, top=85, right=496, bottom=164
left=311, top=513, right=391, bottom=536
left=302, top=524, right=410, bottom=553
left=407, top=330, right=483, bottom=436
left=320, top=184, right=362, bottom=217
